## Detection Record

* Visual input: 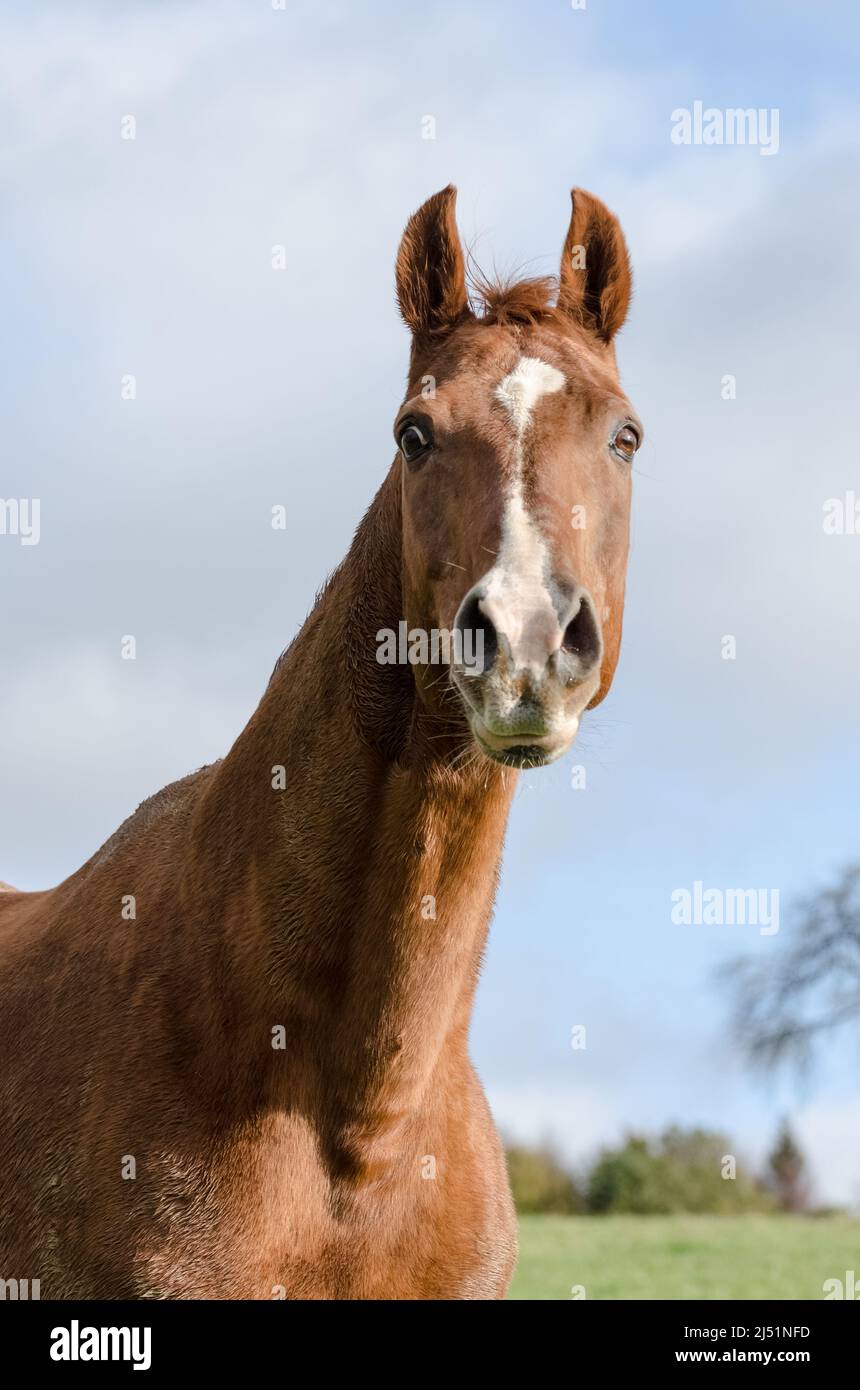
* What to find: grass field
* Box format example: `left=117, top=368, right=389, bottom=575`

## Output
left=510, top=1214, right=860, bottom=1300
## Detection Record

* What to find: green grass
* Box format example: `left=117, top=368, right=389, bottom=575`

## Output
left=509, top=1214, right=860, bottom=1300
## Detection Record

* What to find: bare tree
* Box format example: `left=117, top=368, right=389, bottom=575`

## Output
left=721, top=863, right=860, bottom=1071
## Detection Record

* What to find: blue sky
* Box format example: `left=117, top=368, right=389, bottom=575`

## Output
left=1, top=0, right=859, bottom=1202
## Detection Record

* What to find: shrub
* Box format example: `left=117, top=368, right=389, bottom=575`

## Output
left=505, top=1142, right=584, bottom=1214
left=585, top=1127, right=774, bottom=1214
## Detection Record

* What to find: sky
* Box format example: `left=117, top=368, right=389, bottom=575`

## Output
left=1, top=0, right=859, bottom=1204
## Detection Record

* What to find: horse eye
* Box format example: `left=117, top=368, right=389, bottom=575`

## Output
left=399, top=422, right=431, bottom=464
left=612, top=425, right=639, bottom=461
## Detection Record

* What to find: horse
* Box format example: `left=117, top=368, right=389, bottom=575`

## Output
left=0, top=185, right=640, bottom=1299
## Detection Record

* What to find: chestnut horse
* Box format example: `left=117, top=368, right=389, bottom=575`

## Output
left=0, top=186, right=640, bottom=1299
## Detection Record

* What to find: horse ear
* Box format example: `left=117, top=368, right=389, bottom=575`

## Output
left=557, top=189, right=632, bottom=343
left=396, top=185, right=470, bottom=338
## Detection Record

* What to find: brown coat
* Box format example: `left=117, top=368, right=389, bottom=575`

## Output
left=0, top=186, right=637, bottom=1298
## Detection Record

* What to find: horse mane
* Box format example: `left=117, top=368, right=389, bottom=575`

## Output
left=468, top=263, right=562, bottom=328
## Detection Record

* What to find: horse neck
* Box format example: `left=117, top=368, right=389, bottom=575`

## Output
left=187, top=465, right=516, bottom=1131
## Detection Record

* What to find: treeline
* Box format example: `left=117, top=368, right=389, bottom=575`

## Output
left=505, top=1121, right=830, bottom=1215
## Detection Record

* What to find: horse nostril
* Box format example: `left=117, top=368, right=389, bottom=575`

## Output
left=455, top=591, right=498, bottom=675
left=561, top=593, right=601, bottom=674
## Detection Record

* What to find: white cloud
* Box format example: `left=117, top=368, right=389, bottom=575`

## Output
left=488, top=1080, right=621, bottom=1175
left=796, top=1100, right=860, bottom=1211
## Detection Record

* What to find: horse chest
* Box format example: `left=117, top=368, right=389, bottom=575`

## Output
left=196, top=1107, right=516, bottom=1299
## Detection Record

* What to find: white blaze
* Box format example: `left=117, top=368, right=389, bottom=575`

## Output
left=481, top=356, right=565, bottom=675
left=494, top=356, right=565, bottom=433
